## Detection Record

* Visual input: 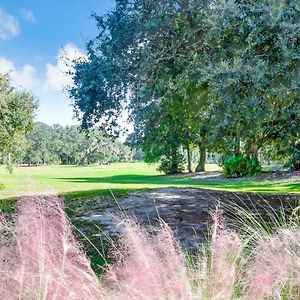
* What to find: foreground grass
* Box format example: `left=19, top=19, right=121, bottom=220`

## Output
left=2, top=195, right=300, bottom=299
left=0, top=163, right=300, bottom=203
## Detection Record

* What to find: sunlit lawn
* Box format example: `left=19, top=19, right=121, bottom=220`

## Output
left=0, top=162, right=300, bottom=203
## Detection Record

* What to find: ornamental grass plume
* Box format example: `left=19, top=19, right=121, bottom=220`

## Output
left=104, top=219, right=191, bottom=300
left=244, top=227, right=300, bottom=300
left=186, top=206, right=243, bottom=300
left=0, top=196, right=103, bottom=300
left=197, top=208, right=242, bottom=300
left=0, top=195, right=300, bottom=300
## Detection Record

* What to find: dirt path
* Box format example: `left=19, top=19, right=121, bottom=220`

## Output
left=71, top=188, right=300, bottom=250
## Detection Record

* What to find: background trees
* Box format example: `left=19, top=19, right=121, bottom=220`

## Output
left=21, top=122, right=133, bottom=166
left=0, top=75, right=37, bottom=169
left=69, top=0, right=300, bottom=175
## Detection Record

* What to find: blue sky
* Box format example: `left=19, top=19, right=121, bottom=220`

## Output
left=0, top=0, right=115, bottom=125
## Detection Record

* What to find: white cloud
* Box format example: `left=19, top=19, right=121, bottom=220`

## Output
left=45, top=43, right=86, bottom=92
left=21, top=9, right=35, bottom=23
left=0, top=57, right=14, bottom=73
left=0, top=57, right=37, bottom=89
left=12, top=65, right=37, bottom=89
left=0, top=44, right=87, bottom=126
left=0, top=8, right=20, bottom=40
left=34, top=88, right=78, bottom=126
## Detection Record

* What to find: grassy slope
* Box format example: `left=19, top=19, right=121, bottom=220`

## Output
left=0, top=163, right=300, bottom=203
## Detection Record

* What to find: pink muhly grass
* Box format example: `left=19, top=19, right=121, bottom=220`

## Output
left=0, top=196, right=103, bottom=300
left=194, top=208, right=242, bottom=300
left=105, top=219, right=191, bottom=300
left=1, top=195, right=299, bottom=300
left=244, top=227, right=300, bottom=299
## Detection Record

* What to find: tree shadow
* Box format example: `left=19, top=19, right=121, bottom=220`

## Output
left=54, top=174, right=300, bottom=194
left=54, top=174, right=169, bottom=184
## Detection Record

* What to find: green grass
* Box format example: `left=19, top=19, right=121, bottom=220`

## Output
left=0, top=162, right=299, bottom=203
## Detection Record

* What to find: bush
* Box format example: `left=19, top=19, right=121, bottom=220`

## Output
left=158, top=153, right=186, bottom=174
left=246, top=156, right=262, bottom=174
left=222, top=154, right=261, bottom=178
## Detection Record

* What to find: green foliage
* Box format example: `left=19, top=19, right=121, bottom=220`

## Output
left=291, top=148, right=300, bottom=170
left=247, top=157, right=262, bottom=175
left=21, top=123, right=133, bottom=166
left=223, top=154, right=262, bottom=178
left=263, top=98, right=300, bottom=170
left=140, top=96, right=190, bottom=174
left=157, top=151, right=186, bottom=175
left=0, top=75, right=37, bottom=168
left=69, top=0, right=300, bottom=175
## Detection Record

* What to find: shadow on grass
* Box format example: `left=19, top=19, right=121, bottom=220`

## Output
left=56, top=174, right=169, bottom=184
left=63, top=187, right=149, bottom=200
left=1, top=174, right=300, bottom=214
left=55, top=174, right=300, bottom=194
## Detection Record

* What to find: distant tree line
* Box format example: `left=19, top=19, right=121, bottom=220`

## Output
left=69, top=0, right=300, bottom=175
left=0, top=75, right=134, bottom=170
left=19, top=122, right=134, bottom=166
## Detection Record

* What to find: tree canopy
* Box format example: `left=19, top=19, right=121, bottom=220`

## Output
left=0, top=75, right=37, bottom=169
left=69, top=0, right=300, bottom=174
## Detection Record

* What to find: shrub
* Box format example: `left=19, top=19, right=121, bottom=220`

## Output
left=158, top=153, right=186, bottom=174
left=222, top=154, right=262, bottom=178
left=246, top=156, right=262, bottom=174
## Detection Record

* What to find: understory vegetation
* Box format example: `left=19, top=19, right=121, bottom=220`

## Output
left=1, top=196, right=300, bottom=300
left=222, top=154, right=262, bottom=178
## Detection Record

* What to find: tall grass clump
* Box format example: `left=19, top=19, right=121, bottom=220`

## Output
left=0, top=195, right=299, bottom=299
left=0, top=196, right=103, bottom=299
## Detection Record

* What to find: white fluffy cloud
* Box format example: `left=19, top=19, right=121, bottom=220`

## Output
left=45, top=43, right=86, bottom=92
left=0, top=57, right=37, bottom=89
left=0, top=44, right=86, bottom=125
left=21, top=9, right=35, bottom=23
left=0, top=8, right=20, bottom=40
left=0, top=57, right=14, bottom=73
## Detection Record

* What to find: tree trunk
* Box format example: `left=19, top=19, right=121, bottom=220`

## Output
left=186, top=144, right=192, bottom=173
left=252, top=148, right=259, bottom=160
left=196, top=143, right=206, bottom=172
left=171, top=148, right=178, bottom=174
left=235, top=123, right=241, bottom=154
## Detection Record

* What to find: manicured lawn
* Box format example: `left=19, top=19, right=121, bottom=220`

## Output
left=0, top=163, right=300, bottom=203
